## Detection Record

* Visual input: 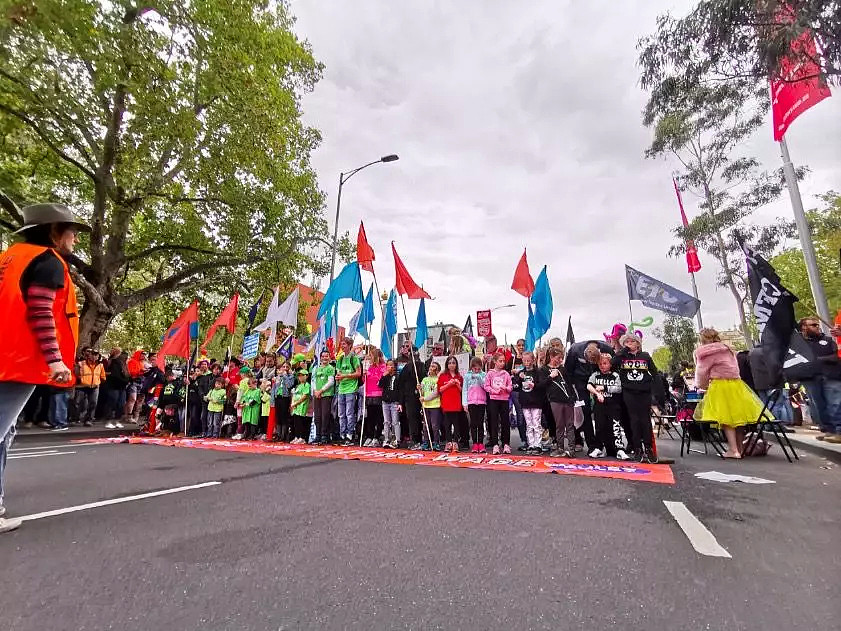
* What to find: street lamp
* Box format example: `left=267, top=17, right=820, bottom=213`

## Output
left=490, top=304, right=516, bottom=312
left=329, top=154, right=400, bottom=282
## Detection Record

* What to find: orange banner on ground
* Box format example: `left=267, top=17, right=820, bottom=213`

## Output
left=87, top=437, right=675, bottom=484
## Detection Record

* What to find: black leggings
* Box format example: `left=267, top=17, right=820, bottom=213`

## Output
left=365, top=399, right=383, bottom=439
left=242, top=423, right=257, bottom=440
left=274, top=396, right=291, bottom=439
left=623, top=390, right=652, bottom=450
left=467, top=404, right=486, bottom=444
left=443, top=411, right=461, bottom=442
left=487, top=399, right=510, bottom=447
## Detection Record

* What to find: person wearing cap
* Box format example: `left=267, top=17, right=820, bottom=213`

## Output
left=0, top=202, right=90, bottom=533
left=74, top=347, right=106, bottom=426
left=289, top=368, right=312, bottom=444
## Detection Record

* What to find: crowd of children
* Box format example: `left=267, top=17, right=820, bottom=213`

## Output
left=148, top=325, right=672, bottom=465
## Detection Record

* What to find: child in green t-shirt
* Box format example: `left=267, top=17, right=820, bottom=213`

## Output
left=313, top=350, right=337, bottom=444
left=259, top=379, right=272, bottom=437
left=204, top=377, right=227, bottom=438
left=421, top=361, right=443, bottom=450
left=289, top=369, right=312, bottom=444
left=240, top=377, right=262, bottom=440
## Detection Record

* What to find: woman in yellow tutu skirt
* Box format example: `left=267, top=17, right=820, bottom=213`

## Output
left=694, top=328, right=771, bottom=459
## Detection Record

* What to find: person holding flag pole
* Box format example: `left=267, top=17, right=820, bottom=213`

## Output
left=391, top=242, right=435, bottom=448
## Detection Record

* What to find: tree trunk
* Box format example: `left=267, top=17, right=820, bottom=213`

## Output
left=78, top=300, right=115, bottom=349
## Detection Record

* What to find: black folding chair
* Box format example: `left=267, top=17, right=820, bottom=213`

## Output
left=653, top=392, right=682, bottom=440
left=743, top=388, right=799, bottom=463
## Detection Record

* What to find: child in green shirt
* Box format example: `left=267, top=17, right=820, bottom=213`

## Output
left=259, top=379, right=272, bottom=438
left=204, top=377, right=227, bottom=438
left=421, top=361, right=443, bottom=450
left=313, top=350, right=337, bottom=444
left=289, top=369, right=312, bottom=444
left=240, top=377, right=262, bottom=440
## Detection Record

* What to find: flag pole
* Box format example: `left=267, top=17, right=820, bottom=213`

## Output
left=628, top=298, right=635, bottom=327
left=688, top=271, right=704, bottom=330
left=780, top=137, right=831, bottom=331
left=398, top=293, right=434, bottom=448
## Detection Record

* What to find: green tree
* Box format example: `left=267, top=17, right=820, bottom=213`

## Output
left=654, top=316, right=697, bottom=372
left=641, top=79, right=797, bottom=345
left=0, top=0, right=329, bottom=347
left=638, top=1, right=840, bottom=93
left=651, top=345, right=672, bottom=372
left=772, top=191, right=841, bottom=319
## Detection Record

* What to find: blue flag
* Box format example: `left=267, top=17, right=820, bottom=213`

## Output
left=244, top=289, right=265, bottom=335
left=361, top=285, right=375, bottom=332
left=525, top=302, right=538, bottom=351
left=531, top=265, right=553, bottom=338
left=381, top=289, right=398, bottom=359
left=277, top=334, right=293, bottom=360
left=317, top=262, right=364, bottom=320
left=414, top=298, right=428, bottom=350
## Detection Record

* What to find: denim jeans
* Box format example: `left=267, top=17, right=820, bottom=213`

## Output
left=49, top=390, right=70, bottom=427
left=760, top=389, right=793, bottom=424
left=337, top=393, right=357, bottom=437
left=804, top=378, right=841, bottom=434
left=75, top=387, right=99, bottom=423
left=0, top=382, right=36, bottom=506
left=382, top=402, right=401, bottom=444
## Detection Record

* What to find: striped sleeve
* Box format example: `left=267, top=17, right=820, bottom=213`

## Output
left=24, top=284, right=62, bottom=366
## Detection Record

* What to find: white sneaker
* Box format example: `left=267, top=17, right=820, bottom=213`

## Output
left=0, top=517, right=22, bottom=533
left=369, top=439, right=380, bottom=447
left=588, top=448, right=606, bottom=458
left=616, top=449, right=631, bottom=461
left=232, top=433, right=243, bottom=440
left=115, top=422, right=124, bottom=429
left=105, top=422, right=116, bottom=429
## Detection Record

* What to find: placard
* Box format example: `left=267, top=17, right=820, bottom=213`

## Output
left=477, top=310, right=492, bottom=337
left=242, top=332, right=261, bottom=360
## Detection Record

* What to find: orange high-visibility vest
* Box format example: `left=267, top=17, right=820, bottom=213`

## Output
left=77, top=361, right=105, bottom=387
left=0, top=243, right=79, bottom=386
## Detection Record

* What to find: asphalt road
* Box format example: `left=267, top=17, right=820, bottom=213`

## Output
left=1, top=435, right=839, bottom=631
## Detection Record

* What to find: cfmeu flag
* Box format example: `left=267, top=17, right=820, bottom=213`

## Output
left=157, top=301, right=199, bottom=369
left=392, top=242, right=430, bottom=299
left=673, top=178, right=701, bottom=273
left=201, top=293, right=238, bottom=353
left=317, top=262, right=364, bottom=320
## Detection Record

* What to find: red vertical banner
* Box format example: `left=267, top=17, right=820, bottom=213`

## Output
left=770, top=5, right=831, bottom=141
left=673, top=178, right=701, bottom=273
left=476, top=310, right=492, bottom=337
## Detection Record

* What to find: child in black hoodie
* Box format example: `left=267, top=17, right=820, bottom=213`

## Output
left=611, top=334, right=659, bottom=463
left=379, top=360, right=401, bottom=448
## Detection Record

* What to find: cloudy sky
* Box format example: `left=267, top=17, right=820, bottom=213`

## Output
left=290, top=0, right=841, bottom=346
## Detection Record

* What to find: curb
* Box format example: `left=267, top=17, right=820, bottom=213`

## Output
left=785, top=435, right=841, bottom=465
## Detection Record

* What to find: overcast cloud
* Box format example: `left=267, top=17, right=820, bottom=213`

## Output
left=291, top=0, right=841, bottom=346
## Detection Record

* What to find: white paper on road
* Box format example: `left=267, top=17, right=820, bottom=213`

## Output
left=695, top=471, right=776, bottom=484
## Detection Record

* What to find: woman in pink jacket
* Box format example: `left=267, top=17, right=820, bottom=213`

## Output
left=694, top=328, right=770, bottom=458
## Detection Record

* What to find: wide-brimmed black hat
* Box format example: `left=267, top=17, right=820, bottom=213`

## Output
left=15, top=203, right=91, bottom=234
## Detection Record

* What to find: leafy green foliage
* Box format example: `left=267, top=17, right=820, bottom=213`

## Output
left=638, top=1, right=840, bottom=94
left=0, top=0, right=329, bottom=346
left=653, top=316, right=698, bottom=373
left=772, top=192, right=841, bottom=319
left=640, top=51, right=797, bottom=346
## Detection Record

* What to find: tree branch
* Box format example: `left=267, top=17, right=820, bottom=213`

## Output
left=0, top=189, right=24, bottom=224
left=121, top=243, right=225, bottom=264
left=121, top=241, right=301, bottom=309
left=0, top=103, right=97, bottom=181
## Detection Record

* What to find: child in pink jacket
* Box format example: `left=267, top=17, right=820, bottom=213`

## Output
left=484, top=353, right=513, bottom=454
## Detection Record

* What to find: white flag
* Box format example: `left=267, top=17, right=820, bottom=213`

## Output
left=254, top=287, right=299, bottom=332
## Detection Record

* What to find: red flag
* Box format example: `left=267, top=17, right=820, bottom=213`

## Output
left=771, top=5, right=831, bottom=141
left=392, top=242, right=431, bottom=299
left=201, top=293, right=239, bottom=353
left=511, top=249, right=535, bottom=297
left=157, top=300, right=199, bottom=369
left=357, top=222, right=375, bottom=272
left=673, top=178, right=702, bottom=273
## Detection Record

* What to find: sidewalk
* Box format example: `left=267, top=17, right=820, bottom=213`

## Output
left=13, top=421, right=140, bottom=443
left=786, top=427, right=841, bottom=463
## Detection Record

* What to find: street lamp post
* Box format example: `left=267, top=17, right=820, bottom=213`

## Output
left=490, top=304, right=516, bottom=312
left=329, top=154, right=399, bottom=283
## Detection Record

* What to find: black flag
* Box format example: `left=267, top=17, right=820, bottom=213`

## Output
left=741, top=242, right=799, bottom=363
left=625, top=265, right=700, bottom=317
left=565, top=316, right=575, bottom=345
left=244, top=289, right=265, bottom=336
left=438, top=327, right=447, bottom=343
left=463, top=315, right=473, bottom=337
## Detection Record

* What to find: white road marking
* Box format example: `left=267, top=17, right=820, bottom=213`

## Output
left=9, top=451, right=75, bottom=460
left=19, top=481, right=222, bottom=522
left=10, top=442, right=99, bottom=452
left=663, top=500, right=732, bottom=558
